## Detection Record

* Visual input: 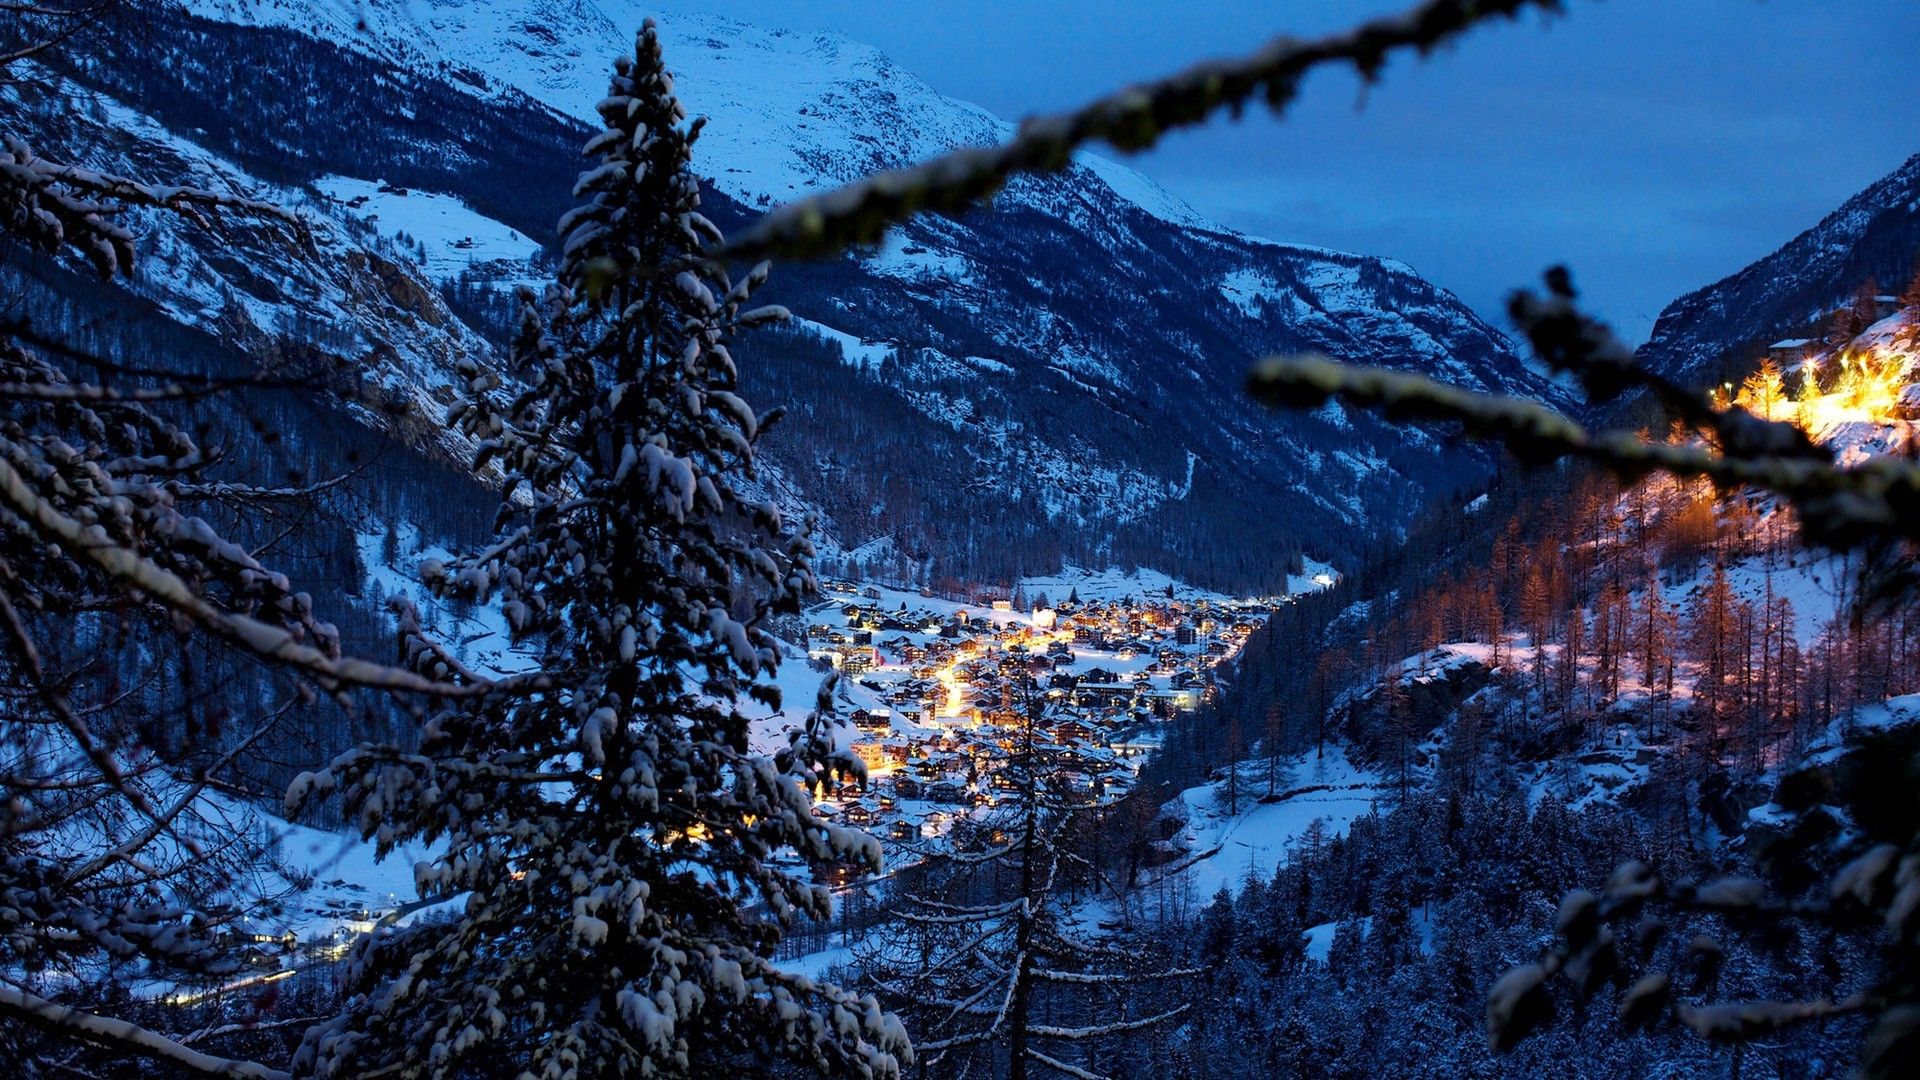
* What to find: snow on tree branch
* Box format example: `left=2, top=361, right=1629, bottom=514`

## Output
left=1, top=132, right=307, bottom=278
left=1246, top=346, right=1920, bottom=554
left=0, top=983, right=292, bottom=1079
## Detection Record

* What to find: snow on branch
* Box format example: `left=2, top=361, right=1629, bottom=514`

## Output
left=1030, top=966, right=1206, bottom=984
left=0, top=447, right=494, bottom=699
left=1027, top=1003, right=1192, bottom=1040
left=0, top=132, right=307, bottom=278
left=1025, top=1046, right=1110, bottom=1080
left=0, top=983, right=293, bottom=1080
left=1245, top=353, right=1920, bottom=552
left=720, top=0, right=1560, bottom=262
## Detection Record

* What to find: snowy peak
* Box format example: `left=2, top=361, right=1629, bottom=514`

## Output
left=1640, top=150, right=1920, bottom=380
left=44, top=1, right=1571, bottom=589
left=188, top=0, right=1214, bottom=230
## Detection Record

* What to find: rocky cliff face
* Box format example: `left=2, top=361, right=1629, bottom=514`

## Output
left=12, top=1, right=1574, bottom=590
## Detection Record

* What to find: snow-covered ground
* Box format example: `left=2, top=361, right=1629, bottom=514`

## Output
left=789, top=316, right=895, bottom=371
left=357, top=523, right=539, bottom=677
left=1162, top=746, right=1387, bottom=902
left=1301, top=908, right=1435, bottom=964
left=1017, top=561, right=1337, bottom=607
left=315, top=175, right=541, bottom=281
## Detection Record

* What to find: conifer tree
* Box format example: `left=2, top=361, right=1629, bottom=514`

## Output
left=1686, top=562, right=1741, bottom=743
left=289, top=24, right=907, bottom=1078
left=1740, top=357, right=1784, bottom=420
left=1637, top=582, right=1677, bottom=738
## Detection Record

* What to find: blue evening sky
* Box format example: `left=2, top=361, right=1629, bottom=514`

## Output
left=660, top=0, right=1920, bottom=343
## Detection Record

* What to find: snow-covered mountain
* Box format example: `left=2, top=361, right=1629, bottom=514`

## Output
left=23, top=1, right=1573, bottom=590
left=1640, top=151, right=1920, bottom=381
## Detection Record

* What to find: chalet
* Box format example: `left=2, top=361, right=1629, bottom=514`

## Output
left=815, top=863, right=861, bottom=888
left=926, top=780, right=969, bottom=804
left=847, top=730, right=885, bottom=764
left=1767, top=339, right=1815, bottom=367
left=1052, top=719, right=1095, bottom=743
left=1175, top=624, right=1197, bottom=646
left=1074, top=682, right=1134, bottom=708
left=1144, top=688, right=1200, bottom=718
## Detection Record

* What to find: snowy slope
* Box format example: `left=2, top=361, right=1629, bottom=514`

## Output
left=316, top=175, right=542, bottom=282
left=0, top=76, right=497, bottom=461
left=1640, top=151, right=1920, bottom=379
left=43, top=2, right=1575, bottom=589
left=188, top=0, right=1214, bottom=229
left=1163, top=746, right=1388, bottom=901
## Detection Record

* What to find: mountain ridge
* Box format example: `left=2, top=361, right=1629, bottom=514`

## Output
left=21, top=0, right=1576, bottom=590
left=1639, top=151, right=1920, bottom=382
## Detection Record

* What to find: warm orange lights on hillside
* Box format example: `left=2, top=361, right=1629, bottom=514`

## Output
left=1730, top=346, right=1913, bottom=436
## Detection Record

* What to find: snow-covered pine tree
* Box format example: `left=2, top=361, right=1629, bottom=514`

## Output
left=287, top=22, right=907, bottom=1079
left=855, top=680, right=1194, bottom=1080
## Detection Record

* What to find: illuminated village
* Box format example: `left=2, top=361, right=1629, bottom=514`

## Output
left=795, top=579, right=1294, bottom=861
left=1737, top=291, right=1920, bottom=443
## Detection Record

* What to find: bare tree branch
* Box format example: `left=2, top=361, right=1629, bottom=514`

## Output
left=0, top=983, right=292, bottom=1080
